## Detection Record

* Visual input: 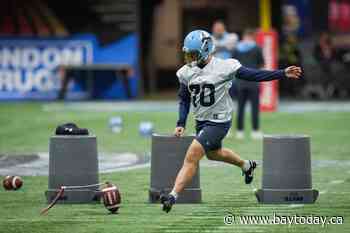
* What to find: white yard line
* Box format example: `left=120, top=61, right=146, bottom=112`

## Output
left=0, top=152, right=150, bottom=176
left=319, top=190, right=328, bottom=195
left=41, top=101, right=350, bottom=113
left=330, top=180, right=345, bottom=185
left=1, top=153, right=349, bottom=177
left=288, top=204, right=305, bottom=208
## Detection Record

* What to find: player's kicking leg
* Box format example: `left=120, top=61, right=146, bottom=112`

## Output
left=162, top=123, right=257, bottom=213
left=207, top=148, right=257, bottom=184
left=161, top=139, right=205, bottom=213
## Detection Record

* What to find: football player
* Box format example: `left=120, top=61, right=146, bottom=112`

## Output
left=161, top=30, right=302, bottom=213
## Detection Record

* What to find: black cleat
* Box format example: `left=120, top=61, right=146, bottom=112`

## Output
left=160, top=194, right=176, bottom=213
left=242, top=160, right=257, bottom=184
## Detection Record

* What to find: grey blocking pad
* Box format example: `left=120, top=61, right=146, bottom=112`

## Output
left=149, top=134, right=202, bottom=203
left=45, top=135, right=100, bottom=204
left=255, top=135, right=319, bottom=204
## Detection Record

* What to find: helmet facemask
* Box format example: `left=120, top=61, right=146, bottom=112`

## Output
left=183, top=49, right=201, bottom=66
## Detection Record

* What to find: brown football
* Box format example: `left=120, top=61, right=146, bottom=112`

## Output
left=3, top=176, right=23, bottom=190
left=101, top=184, right=121, bottom=214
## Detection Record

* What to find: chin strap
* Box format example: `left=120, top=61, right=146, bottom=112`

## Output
left=40, top=182, right=108, bottom=215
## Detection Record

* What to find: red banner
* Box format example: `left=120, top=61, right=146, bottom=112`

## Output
left=329, top=0, right=350, bottom=33
left=255, top=29, right=278, bottom=112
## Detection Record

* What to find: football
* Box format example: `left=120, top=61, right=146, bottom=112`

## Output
left=101, top=184, right=121, bottom=214
left=3, top=176, right=23, bottom=190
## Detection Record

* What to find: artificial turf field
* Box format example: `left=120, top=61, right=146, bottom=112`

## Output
left=0, top=102, right=349, bottom=233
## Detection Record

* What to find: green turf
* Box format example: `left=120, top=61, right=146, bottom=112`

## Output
left=0, top=102, right=349, bottom=233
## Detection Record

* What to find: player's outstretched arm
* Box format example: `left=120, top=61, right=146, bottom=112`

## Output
left=236, top=66, right=302, bottom=82
left=174, top=83, right=191, bottom=137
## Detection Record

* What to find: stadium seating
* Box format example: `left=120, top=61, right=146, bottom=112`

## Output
left=0, top=0, right=68, bottom=37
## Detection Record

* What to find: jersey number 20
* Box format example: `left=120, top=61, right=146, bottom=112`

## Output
left=189, top=84, right=215, bottom=107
